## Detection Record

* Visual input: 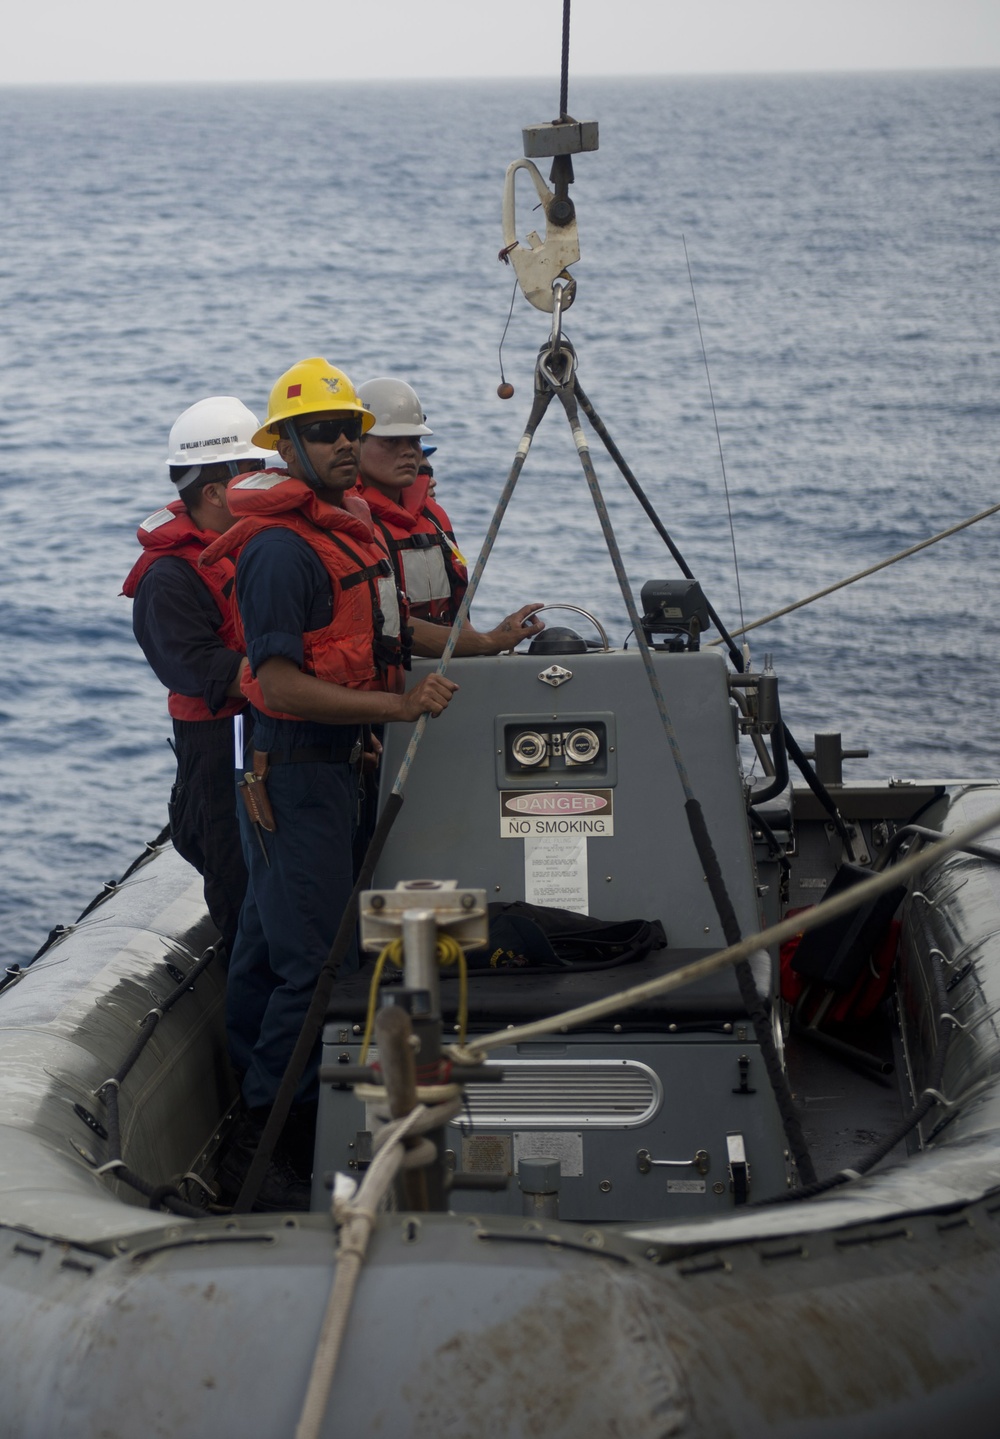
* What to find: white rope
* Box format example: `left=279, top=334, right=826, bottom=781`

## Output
left=708, top=500, right=1000, bottom=645
left=450, top=803, right=1000, bottom=1062
left=295, top=1093, right=463, bottom=1439
left=353, top=1081, right=462, bottom=1105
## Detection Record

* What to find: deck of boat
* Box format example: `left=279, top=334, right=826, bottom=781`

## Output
left=786, top=1016, right=911, bottom=1181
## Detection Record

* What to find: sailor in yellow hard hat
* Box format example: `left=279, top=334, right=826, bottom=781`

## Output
left=203, top=357, right=458, bottom=1211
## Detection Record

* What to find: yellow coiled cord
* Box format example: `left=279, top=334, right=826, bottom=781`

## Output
left=359, top=933, right=468, bottom=1065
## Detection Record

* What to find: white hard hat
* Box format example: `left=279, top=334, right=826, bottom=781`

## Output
left=166, top=396, right=272, bottom=484
left=357, top=378, right=433, bottom=438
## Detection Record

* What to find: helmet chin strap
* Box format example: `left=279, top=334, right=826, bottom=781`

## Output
left=225, top=458, right=265, bottom=479
left=287, top=421, right=322, bottom=489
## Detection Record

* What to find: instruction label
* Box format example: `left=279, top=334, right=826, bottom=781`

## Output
left=500, top=789, right=614, bottom=839
left=524, top=835, right=589, bottom=914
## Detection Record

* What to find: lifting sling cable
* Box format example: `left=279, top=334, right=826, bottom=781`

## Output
left=390, top=388, right=553, bottom=797
left=234, top=388, right=554, bottom=1213
left=573, top=378, right=746, bottom=671
left=545, top=346, right=815, bottom=1182
left=573, top=377, right=857, bottom=858
left=554, top=363, right=697, bottom=799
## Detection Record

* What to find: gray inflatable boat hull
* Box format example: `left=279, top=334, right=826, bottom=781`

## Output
left=3, top=791, right=1000, bottom=1436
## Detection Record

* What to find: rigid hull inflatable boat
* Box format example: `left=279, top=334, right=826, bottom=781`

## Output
left=4, top=28, right=1000, bottom=1434
left=3, top=627, right=1000, bottom=1438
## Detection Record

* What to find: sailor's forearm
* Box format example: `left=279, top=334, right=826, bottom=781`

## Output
left=254, top=656, right=455, bottom=724
left=409, top=617, right=495, bottom=657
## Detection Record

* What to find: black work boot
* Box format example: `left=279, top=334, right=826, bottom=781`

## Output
left=282, top=1102, right=319, bottom=1185
left=216, top=1107, right=311, bottom=1213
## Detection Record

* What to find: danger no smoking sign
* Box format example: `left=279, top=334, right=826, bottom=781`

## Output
left=499, top=789, right=614, bottom=838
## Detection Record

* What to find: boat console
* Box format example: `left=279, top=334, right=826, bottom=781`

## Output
left=316, top=645, right=795, bottom=1219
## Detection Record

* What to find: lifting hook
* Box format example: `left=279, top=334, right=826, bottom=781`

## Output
left=501, top=157, right=580, bottom=313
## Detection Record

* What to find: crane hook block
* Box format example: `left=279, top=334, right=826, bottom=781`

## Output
left=501, top=158, right=581, bottom=313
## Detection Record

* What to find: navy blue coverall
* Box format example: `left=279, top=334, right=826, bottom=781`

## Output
left=132, top=557, right=249, bottom=960
left=227, top=528, right=361, bottom=1112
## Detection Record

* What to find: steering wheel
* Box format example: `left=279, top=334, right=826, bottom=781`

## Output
left=528, top=603, right=611, bottom=651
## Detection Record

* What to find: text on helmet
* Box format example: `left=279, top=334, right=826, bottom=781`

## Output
left=180, top=434, right=240, bottom=451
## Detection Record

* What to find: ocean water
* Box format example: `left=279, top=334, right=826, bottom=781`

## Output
left=0, top=72, right=998, bottom=963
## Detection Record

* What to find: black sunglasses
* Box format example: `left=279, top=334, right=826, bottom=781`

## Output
left=297, top=416, right=363, bottom=445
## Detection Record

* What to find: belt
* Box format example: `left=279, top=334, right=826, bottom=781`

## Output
left=266, top=740, right=362, bottom=766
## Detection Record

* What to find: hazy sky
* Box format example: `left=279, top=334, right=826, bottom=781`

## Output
left=5, top=0, right=1000, bottom=86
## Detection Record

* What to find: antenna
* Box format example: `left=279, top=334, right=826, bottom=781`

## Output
left=683, top=235, right=748, bottom=655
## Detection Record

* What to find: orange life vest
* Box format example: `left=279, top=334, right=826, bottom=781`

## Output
left=202, top=471, right=409, bottom=721
left=121, top=500, right=245, bottom=722
left=357, top=476, right=468, bottom=624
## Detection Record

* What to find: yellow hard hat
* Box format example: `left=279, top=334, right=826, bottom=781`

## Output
left=252, top=357, right=375, bottom=450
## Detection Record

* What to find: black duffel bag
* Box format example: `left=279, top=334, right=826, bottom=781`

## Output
left=473, top=901, right=667, bottom=974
